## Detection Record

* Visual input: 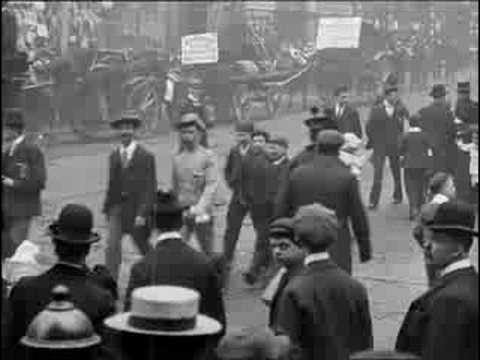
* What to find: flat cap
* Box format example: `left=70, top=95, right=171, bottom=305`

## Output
left=269, top=218, right=294, bottom=238
left=268, top=135, right=289, bottom=148
left=177, top=112, right=206, bottom=131
left=317, top=129, right=345, bottom=148
left=235, top=121, right=254, bottom=134
left=293, top=203, right=339, bottom=248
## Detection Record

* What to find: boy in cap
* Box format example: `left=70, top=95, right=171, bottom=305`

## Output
left=103, top=110, right=157, bottom=282
left=2, top=108, right=46, bottom=260
left=396, top=200, right=478, bottom=360
left=276, top=203, right=373, bottom=360
left=172, top=112, right=219, bottom=255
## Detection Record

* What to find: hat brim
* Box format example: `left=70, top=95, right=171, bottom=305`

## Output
left=104, top=313, right=222, bottom=336
left=429, top=90, right=447, bottom=97
left=176, top=120, right=206, bottom=131
left=110, top=118, right=142, bottom=129
left=428, top=224, right=478, bottom=237
left=48, top=224, right=101, bottom=244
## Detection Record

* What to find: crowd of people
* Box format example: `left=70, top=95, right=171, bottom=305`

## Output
left=1, top=74, right=478, bottom=359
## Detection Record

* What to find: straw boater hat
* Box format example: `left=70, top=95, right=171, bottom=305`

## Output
left=110, top=110, right=142, bottom=129
left=104, top=286, right=222, bottom=336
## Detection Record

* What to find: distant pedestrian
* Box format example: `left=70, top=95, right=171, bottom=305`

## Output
left=366, top=83, right=408, bottom=209
left=332, top=85, right=362, bottom=138
left=102, top=111, right=157, bottom=281
left=2, top=108, right=46, bottom=261
left=399, top=114, right=433, bottom=220
left=252, top=129, right=270, bottom=149
left=456, top=124, right=478, bottom=204
left=396, top=201, right=478, bottom=360
left=172, top=112, right=219, bottom=255
left=276, top=203, right=373, bottom=360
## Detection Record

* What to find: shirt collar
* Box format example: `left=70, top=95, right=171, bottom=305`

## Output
left=152, top=231, right=183, bottom=247
left=431, top=193, right=450, bottom=204
left=304, top=252, right=330, bottom=266
left=384, top=99, right=394, bottom=109
left=440, top=258, right=472, bottom=277
left=120, top=141, right=137, bottom=159
left=408, top=127, right=421, bottom=132
left=273, top=156, right=287, bottom=166
left=239, top=144, right=250, bottom=155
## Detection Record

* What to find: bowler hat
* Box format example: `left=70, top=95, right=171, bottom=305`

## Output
left=429, top=84, right=447, bottom=98
left=176, top=112, right=206, bottom=131
left=104, top=286, right=222, bottom=336
left=269, top=218, right=294, bottom=238
left=293, top=203, right=339, bottom=248
left=457, top=81, right=470, bottom=94
left=110, top=110, right=142, bottom=129
left=235, top=121, right=254, bottom=134
left=425, top=200, right=478, bottom=236
left=153, top=190, right=186, bottom=216
left=268, top=135, right=289, bottom=148
left=304, top=106, right=329, bottom=127
left=3, top=108, right=25, bottom=129
left=48, top=204, right=100, bottom=244
left=317, top=129, right=345, bottom=149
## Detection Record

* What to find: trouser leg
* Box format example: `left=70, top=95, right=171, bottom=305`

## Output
left=105, top=206, right=123, bottom=282
left=195, top=218, right=215, bottom=256
left=130, top=225, right=152, bottom=256
left=6, top=216, right=32, bottom=258
left=404, top=168, right=415, bottom=212
left=369, top=151, right=386, bottom=206
left=388, top=149, right=403, bottom=202
left=223, top=195, right=248, bottom=264
left=247, top=203, right=273, bottom=278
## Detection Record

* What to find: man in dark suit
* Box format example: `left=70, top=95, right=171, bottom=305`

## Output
left=399, top=114, right=433, bottom=220
left=102, top=110, right=157, bottom=281
left=417, top=84, right=456, bottom=175
left=275, top=130, right=371, bottom=274
left=276, top=203, right=373, bottom=360
left=332, top=85, right=362, bottom=138
left=6, top=204, right=116, bottom=357
left=2, top=108, right=46, bottom=260
left=396, top=201, right=478, bottom=360
left=366, top=84, right=409, bottom=209
left=125, top=190, right=226, bottom=336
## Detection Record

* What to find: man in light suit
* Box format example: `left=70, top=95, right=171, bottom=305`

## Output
left=102, top=110, right=157, bottom=281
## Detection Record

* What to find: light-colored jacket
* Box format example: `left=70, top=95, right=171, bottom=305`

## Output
left=171, top=146, right=219, bottom=215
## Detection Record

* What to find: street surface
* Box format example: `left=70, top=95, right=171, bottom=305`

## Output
left=28, top=94, right=477, bottom=350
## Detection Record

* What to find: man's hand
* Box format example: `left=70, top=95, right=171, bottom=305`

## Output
left=2, top=176, right=14, bottom=187
left=134, top=216, right=146, bottom=227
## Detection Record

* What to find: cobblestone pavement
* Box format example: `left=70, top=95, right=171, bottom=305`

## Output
left=27, top=98, right=477, bottom=350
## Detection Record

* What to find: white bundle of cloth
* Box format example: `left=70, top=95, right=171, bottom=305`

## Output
left=339, top=133, right=373, bottom=179
left=2, top=240, right=43, bottom=287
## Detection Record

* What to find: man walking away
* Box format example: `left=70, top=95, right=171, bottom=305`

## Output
left=276, top=203, right=373, bottom=360
left=2, top=108, right=46, bottom=260
left=102, top=110, right=157, bottom=282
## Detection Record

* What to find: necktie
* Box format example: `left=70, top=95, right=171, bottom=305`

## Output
left=121, top=149, right=128, bottom=168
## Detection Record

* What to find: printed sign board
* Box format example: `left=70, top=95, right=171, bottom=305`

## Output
left=316, top=17, right=362, bottom=50
left=243, top=2, right=276, bottom=12
left=181, top=32, right=218, bottom=65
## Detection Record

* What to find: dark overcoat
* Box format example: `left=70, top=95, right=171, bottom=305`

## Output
left=102, top=145, right=157, bottom=234
left=398, top=131, right=432, bottom=169
left=333, top=104, right=363, bottom=138
left=2, top=139, right=46, bottom=218
left=417, top=102, right=456, bottom=173
left=276, top=260, right=373, bottom=360
left=125, top=238, right=226, bottom=336
left=224, top=144, right=257, bottom=203
left=396, top=267, right=478, bottom=360
left=365, top=102, right=407, bottom=152
left=274, top=155, right=371, bottom=273
left=6, top=263, right=116, bottom=350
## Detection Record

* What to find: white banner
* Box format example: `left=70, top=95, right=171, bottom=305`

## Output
left=316, top=17, right=362, bottom=50
left=181, top=32, right=218, bottom=65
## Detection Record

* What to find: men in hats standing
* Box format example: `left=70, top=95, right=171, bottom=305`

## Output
left=124, top=190, right=226, bottom=333
left=454, top=81, right=479, bottom=202
left=5, top=204, right=116, bottom=356
left=396, top=200, right=478, bottom=360
left=106, top=285, right=223, bottom=360
left=366, top=83, right=409, bottom=209
left=276, top=203, right=373, bottom=360
left=172, top=112, right=219, bottom=255
left=417, top=84, right=456, bottom=175
left=102, top=111, right=157, bottom=282
left=2, top=108, right=46, bottom=260
left=275, top=130, right=371, bottom=274
left=332, top=85, right=362, bottom=139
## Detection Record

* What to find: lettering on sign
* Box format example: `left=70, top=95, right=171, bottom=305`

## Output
left=181, top=32, right=219, bottom=65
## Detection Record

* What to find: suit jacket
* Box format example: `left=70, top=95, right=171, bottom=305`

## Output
left=275, top=155, right=371, bottom=273
left=366, top=102, right=408, bottom=151
left=396, top=267, right=478, bottom=360
left=333, top=104, right=363, bottom=138
left=2, top=138, right=46, bottom=217
left=224, top=144, right=256, bottom=203
left=6, top=263, right=116, bottom=351
left=125, top=238, right=226, bottom=336
left=277, top=260, right=373, bottom=360
left=418, top=102, right=456, bottom=151
left=102, top=144, right=157, bottom=234
left=399, top=130, right=432, bottom=169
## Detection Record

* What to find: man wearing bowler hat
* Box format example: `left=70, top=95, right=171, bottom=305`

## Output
left=2, top=108, right=46, bottom=260
left=396, top=200, right=478, bottom=360
left=276, top=203, right=373, bottom=360
left=102, top=110, right=157, bottom=282
left=6, top=204, right=116, bottom=356
left=417, top=84, right=456, bottom=174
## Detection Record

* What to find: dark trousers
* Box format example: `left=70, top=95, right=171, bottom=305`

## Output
left=223, top=194, right=249, bottom=264
left=1, top=216, right=32, bottom=260
left=454, top=149, right=472, bottom=202
left=369, top=146, right=403, bottom=206
left=183, top=216, right=215, bottom=256
left=404, top=168, right=428, bottom=215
